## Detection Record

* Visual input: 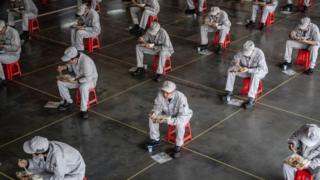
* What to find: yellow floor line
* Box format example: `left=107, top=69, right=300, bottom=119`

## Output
left=0, top=171, right=14, bottom=180
left=0, top=112, right=77, bottom=149
left=126, top=162, right=157, bottom=180
left=93, top=52, right=136, bottom=66
left=12, top=80, right=60, bottom=99
left=20, top=62, right=62, bottom=77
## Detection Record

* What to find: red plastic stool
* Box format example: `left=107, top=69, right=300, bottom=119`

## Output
left=28, top=18, right=40, bottom=33
left=83, top=176, right=87, bottom=180
left=4, top=60, right=22, bottom=80
left=75, top=88, right=98, bottom=108
left=295, top=169, right=313, bottom=180
left=151, top=55, right=172, bottom=75
left=212, top=32, right=231, bottom=48
left=241, top=78, right=263, bottom=97
left=167, top=122, right=192, bottom=144
left=193, top=0, right=208, bottom=13
left=266, top=11, right=275, bottom=26
left=297, top=0, right=312, bottom=11
left=84, top=36, right=100, bottom=53
left=40, top=0, right=48, bottom=5
left=295, top=49, right=310, bottom=70
left=146, top=15, right=158, bottom=28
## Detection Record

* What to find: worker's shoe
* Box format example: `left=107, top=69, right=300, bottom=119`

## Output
left=259, top=23, right=265, bottom=31
left=304, top=68, right=314, bottom=75
left=57, top=100, right=72, bottom=111
left=135, top=28, right=144, bottom=37
left=153, top=74, right=163, bottom=82
left=242, top=97, right=255, bottom=109
left=80, top=111, right=89, bottom=119
left=20, top=31, right=30, bottom=41
left=245, top=20, right=255, bottom=29
left=147, top=139, right=161, bottom=147
left=221, top=91, right=233, bottom=103
left=131, top=67, right=145, bottom=76
left=303, top=6, right=308, bottom=13
left=215, top=44, right=223, bottom=54
left=197, top=11, right=203, bottom=16
left=129, top=24, right=139, bottom=34
left=280, top=61, right=292, bottom=70
left=173, top=146, right=182, bottom=158
left=185, top=9, right=196, bottom=14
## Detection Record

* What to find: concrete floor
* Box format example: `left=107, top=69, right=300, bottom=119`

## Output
left=0, top=0, right=320, bottom=179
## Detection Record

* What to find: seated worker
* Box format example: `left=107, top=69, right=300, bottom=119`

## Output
left=129, top=0, right=147, bottom=33
left=280, top=17, right=320, bottom=75
left=283, top=124, right=320, bottom=180
left=7, top=0, right=38, bottom=40
left=222, top=40, right=268, bottom=109
left=0, top=20, right=21, bottom=86
left=131, top=22, right=174, bottom=82
left=71, top=4, right=101, bottom=51
left=56, top=46, right=98, bottom=119
left=185, top=0, right=205, bottom=16
left=17, top=136, right=86, bottom=180
left=246, top=0, right=278, bottom=30
left=282, top=0, right=311, bottom=13
left=197, top=6, right=231, bottom=55
left=148, top=81, right=193, bottom=158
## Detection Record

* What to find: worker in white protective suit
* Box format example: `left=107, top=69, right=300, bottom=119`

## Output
left=71, top=4, right=101, bottom=51
left=130, top=0, right=160, bottom=36
left=148, top=81, right=193, bottom=158
left=132, top=22, right=174, bottom=82
left=282, top=0, right=311, bottom=13
left=0, top=20, right=21, bottom=86
left=197, top=7, right=231, bottom=55
left=246, top=0, right=278, bottom=30
left=185, top=0, right=205, bottom=16
left=280, top=17, right=320, bottom=75
left=129, top=0, right=147, bottom=34
left=56, top=46, right=98, bottom=119
left=282, top=124, right=320, bottom=180
left=222, top=40, right=268, bottom=109
left=17, top=136, right=86, bottom=180
left=7, top=0, right=38, bottom=40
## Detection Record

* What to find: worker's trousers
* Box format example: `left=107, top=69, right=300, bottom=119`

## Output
left=71, top=28, right=99, bottom=51
left=284, top=40, right=319, bottom=69
left=200, top=24, right=230, bottom=45
left=130, top=6, right=142, bottom=25
left=8, top=11, right=37, bottom=31
left=149, top=115, right=190, bottom=146
left=139, top=9, right=157, bottom=29
left=186, top=0, right=205, bottom=12
left=225, top=71, right=265, bottom=99
left=136, top=44, right=171, bottom=74
left=0, top=53, right=20, bottom=80
left=57, top=80, right=96, bottom=111
left=251, top=4, right=276, bottom=23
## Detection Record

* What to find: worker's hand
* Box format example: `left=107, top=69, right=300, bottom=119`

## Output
left=148, top=112, right=156, bottom=120
left=16, top=174, right=31, bottom=180
left=57, top=65, right=66, bottom=73
left=138, top=37, right=145, bottom=44
left=239, top=67, right=248, bottom=73
left=145, top=43, right=153, bottom=48
left=288, top=143, right=296, bottom=152
left=17, top=159, right=28, bottom=168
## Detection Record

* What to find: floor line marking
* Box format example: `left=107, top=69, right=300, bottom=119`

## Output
left=126, top=162, right=157, bottom=180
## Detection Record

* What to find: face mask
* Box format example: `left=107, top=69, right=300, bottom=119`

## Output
left=32, top=154, right=45, bottom=163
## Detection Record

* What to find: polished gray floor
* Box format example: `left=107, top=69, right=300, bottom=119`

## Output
left=1, top=0, right=320, bottom=179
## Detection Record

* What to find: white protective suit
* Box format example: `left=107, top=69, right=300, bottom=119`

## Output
left=57, top=53, right=98, bottom=111
left=136, top=27, right=174, bottom=74
left=283, top=124, right=320, bottom=180
left=138, top=0, right=160, bottom=29
left=225, top=48, right=268, bottom=98
left=251, top=0, right=278, bottom=24
left=7, top=0, right=38, bottom=31
left=130, top=0, right=147, bottom=25
left=186, top=0, right=205, bottom=12
left=200, top=9, right=231, bottom=45
left=27, top=141, right=86, bottom=180
left=149, top=91, right=193, bottom=146
left=284, top=23, right=320, bottom=69
left=71, top=8, right=101, bottom=51
left=0, top=26, right=21, bottom=80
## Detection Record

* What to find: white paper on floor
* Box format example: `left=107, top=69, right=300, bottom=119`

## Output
left=227, top=98, right=244, bottom=107
left=236, top=21, right=245, bottom=25
left=282, top=69, right=296, bottom=76
left=198, top=50, right=213, bottom=55
left=129, top=67, right=138, bottom=72
left=44, top=101, right=60, bottom=108
left=151, top=152, right=172, bottom=164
